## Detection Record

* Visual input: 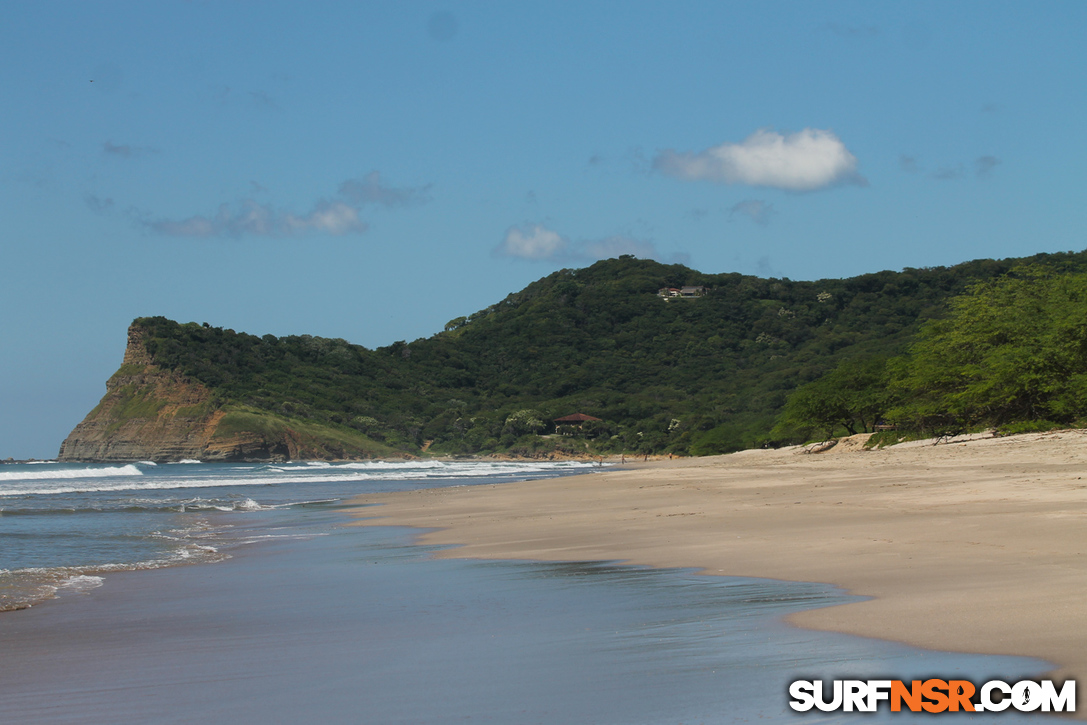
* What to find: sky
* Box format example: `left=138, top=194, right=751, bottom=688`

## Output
left=2, top=1, right=1086, bottom=458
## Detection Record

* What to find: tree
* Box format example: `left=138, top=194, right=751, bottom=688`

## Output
left=502, top=409, right=547, bottom=436
left=775, top=357, right=891, bottom=440
left=889, top=268, right=1087, bottom=432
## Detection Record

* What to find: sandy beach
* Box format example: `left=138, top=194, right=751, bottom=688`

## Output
left=349, top=430, right=1087, bottom=711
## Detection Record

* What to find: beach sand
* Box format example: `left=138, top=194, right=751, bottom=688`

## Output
left=348, top=430, right=1087, bottom=712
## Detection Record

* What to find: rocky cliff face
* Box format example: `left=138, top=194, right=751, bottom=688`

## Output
left=58, top=324, right=396, bottom=462
left=57, top=326, right=224, bottom=462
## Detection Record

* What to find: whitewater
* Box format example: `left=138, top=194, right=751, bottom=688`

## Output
left=0, top=458, right=595, bottom=610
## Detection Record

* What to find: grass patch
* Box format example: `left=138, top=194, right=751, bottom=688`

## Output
left=107, top=385, right=168, bottom=421
left=99, top=385, right=197, bottom=434
left=212, top=409, right=288, bottom=438
left=108, top=363, right=149, bottom=381
left=213, top=407, right=401, bottom=459
left=997, top=420, right=1064, bottom=436
left=173, top=401, right=214, bottom=419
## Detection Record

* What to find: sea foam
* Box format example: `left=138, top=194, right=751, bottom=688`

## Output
left=0, top=464, right=143, bottom=482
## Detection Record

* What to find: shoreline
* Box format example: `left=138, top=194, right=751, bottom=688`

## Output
left=347, top=429, right=1087, bottom=713
left=0, top=458, right=602, bottom=614
left=36, top=449, right=666, bottom=465
left=11, top=499, right=1025, bottom=724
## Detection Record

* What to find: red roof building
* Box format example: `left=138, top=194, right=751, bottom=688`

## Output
left=553, top=413, right=602, bottom=423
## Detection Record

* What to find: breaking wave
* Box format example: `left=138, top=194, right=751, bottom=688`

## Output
left=0, top=459, right=597, bottom=614
left=0, top=464, right=143, bottom=482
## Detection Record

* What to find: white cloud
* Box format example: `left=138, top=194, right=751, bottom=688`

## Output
left=580, top=236, right=663, bottom=260
left=284, top=201, right=367, bottom=235
left=145, top=170, right=428, bottom=239
left=654, top=128, right=864, bottom=191
left=578, top=235, right=688, bottom=264
left=495, top=225, right=569, bottom=260
left=338, top=171, right=431, bottom=207
left=150, top=199, right=367, bottom=238
left=495, top=226, right=687, bottom=264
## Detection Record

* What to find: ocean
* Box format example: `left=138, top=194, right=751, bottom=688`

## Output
left=0, top=461, right=1055, bottom=723
left=0, top=459, right=599, bottom=611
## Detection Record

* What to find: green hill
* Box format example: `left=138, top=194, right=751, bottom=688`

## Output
left=60, top=251, right=1087, bottom=461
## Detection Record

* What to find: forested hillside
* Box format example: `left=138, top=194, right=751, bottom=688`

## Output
left=777, top=263, right=1087, bottom=445
left=128, top=251, right=1087, bottom=458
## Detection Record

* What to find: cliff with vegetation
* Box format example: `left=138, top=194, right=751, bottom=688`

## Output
left=59, top=251, right=1087, bottom=461
left=58, top=326, right=219, bottom=461
left=58, top=327, right=399, bottom=462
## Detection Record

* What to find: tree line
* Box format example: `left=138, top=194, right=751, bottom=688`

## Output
left=132, top=250, right=1087, bottom=457
left=774, top=265, right=1087, bottom=443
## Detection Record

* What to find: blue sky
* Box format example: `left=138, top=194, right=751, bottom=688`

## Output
left=3, top=1, right=1085, bottom=457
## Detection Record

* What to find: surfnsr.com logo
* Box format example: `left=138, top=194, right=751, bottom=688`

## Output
left=789, top=679, right=1076, bottom=713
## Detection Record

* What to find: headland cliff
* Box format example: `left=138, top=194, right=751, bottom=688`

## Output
left=58, top=325, right=396, bottom=462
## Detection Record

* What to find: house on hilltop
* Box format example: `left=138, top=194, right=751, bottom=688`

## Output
left=657, top=286, right=705, bottom=300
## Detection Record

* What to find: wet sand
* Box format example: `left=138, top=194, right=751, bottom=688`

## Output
left=13, top=503, right=1043, bottom=724
left=348, top=430, right=1087, bottom=711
